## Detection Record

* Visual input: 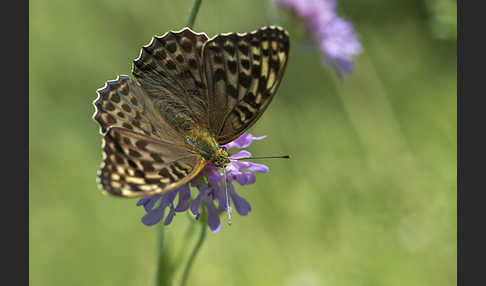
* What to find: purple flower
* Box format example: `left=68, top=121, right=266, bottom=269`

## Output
left=137, top=133, right=269, bottom=233
left=273, top=0, right=362, bottom=77
left=136, top=184, right=191, bottom=226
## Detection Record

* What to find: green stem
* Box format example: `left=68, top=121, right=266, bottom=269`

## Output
left=156, top=226, right=173, bottom=286
left=156, top=226, right=163, bottom=285
left=174, top=218, right=197, bottom=270
left=184, top=0, right=202, bottom=29
left=180, top=219, right=207, bottom=286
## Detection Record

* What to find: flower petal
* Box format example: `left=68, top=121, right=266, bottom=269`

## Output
left=163, top=190, right=177, bottom=206
left=210, top=182, right=228, bottom=212
left=137, top=197, right=151, bottom=207
left=229, top=160, right=251, bottom=170
left=229, top=185, right=251, bottom=216
left=233, top=172, right=256, bottom=186
left=205, top=199, right=221, bottom=233
left=164, top=204, right=175, bottom=225
left=175, top=185, right=191, bottom=212
left=230, top=150, right=252, bottom=160
left=223, top=133, right=266, bottom=149
left=190, top=185, right=207, bottom=218
left=142, top=195, right=162, bottom=212
left=205, top=164, right=223, bottom=183
left=246, top=162, right=270, bottom=173
left=141, top=206, right=165, bottom=226
left=229, top=160, right=270, bottom=173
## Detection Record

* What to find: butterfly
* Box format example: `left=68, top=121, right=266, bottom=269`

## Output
left=93, top=26, right=290, bottom=198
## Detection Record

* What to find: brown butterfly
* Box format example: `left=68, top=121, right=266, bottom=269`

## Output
left=93, top=26, right=290, bottom=198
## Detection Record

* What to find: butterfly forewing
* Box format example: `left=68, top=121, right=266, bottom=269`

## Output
left=132, top=28, right=210, bottom=131
left=98, top=127, right=205, bottom=198
left=202, top=26, right=290, bottom=144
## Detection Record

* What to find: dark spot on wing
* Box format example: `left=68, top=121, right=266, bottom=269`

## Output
left=105, top=102, right=115, bottom=111
left=188, top=58, right=198, bottom=69
left=251, top=65, right=261, bottom=78
left=141, top=161, right=155, bottom=172
left=180, top=38, right=193, bottom=52
left=238, top=44, right=249, bottom=55
left=214, top=69, right=226, bottom=82
left=167, top=42, right=177, bottom=53
left=110, top=93, right=120, bottom=103
left=129, top=149, right=142, bottom=158
left=227, top=60, right=237, bottom=74
left=238, top=73, right=252, bottom=88
left=226, top=84, right=238, bottom=99
left=105, top=114, right=116, bottom=124
left=165, top=60, right=176, bottom=70
left=241, top=59, right=250, bottom=70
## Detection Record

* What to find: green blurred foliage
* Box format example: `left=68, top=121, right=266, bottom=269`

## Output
left=425, top=0, right=457, bottom=41
left=30, top=0, right=456, bottom=285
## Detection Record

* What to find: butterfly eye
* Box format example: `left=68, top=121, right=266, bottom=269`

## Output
left=222, top=146, right=227, bottom=151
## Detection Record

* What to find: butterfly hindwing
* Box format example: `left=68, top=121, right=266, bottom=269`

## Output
left=98, top=127, right=205, bottom=198
left=202, top=26, right=290, bottom=144
left=94, top=75, right=206, bottom=197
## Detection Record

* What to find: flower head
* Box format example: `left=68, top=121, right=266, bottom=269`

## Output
left=273, top=0, right=362, bottom=77
left=137, top=133, right=269, bottom=232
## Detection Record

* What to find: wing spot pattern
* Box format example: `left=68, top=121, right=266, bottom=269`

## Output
left=202, top=26, right=289, bottom=143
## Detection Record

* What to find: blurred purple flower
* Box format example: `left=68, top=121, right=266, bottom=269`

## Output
left=273, top=0, right=362, bottom=77
left=137, top=133, right=269, bottom=232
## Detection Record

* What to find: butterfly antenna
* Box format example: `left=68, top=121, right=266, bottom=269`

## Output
left=223, top=168, right=232, bottom=226
left=235, top=155, right=292, bottom=160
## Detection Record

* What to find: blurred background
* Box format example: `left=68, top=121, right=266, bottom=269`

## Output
left=30, top=0, right=456, bottom=285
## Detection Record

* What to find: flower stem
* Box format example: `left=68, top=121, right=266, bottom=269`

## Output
left=156, top=226, right=173, bottom=286
left=184, top=0, right=202, bottom=29
left=180, top=219, right=207, bottom=286
left=174, top=217, right=197, bottom=270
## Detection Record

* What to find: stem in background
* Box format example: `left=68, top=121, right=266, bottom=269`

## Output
left=156, top=226, right=173, bottom=286
left=174, top=217, right=197, bottom=270
left=156, top=226, right=164, bottom=285
left=185, top=0, right=202, bottom=29
left=180, top=219, right=207, bottom=286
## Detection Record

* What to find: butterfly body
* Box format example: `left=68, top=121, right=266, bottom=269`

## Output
left=185, top=126, right=229, bottom=168
left=162, top=103, right=229, bottom=167
left=93, top=26, right=289, bottom=197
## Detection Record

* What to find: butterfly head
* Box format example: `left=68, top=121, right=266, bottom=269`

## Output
left=211, top=147, right=230, bottom=168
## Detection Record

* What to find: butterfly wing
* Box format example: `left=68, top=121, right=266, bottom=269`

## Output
left=98, top=127, right=205, bottom=198
left=93, top=76, right=205, bottom=197
left=132, top=28, right=211, bottom=132
left=93, top=75, right=184, bottom=144
left=202, top=26, right=290, bottom=144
